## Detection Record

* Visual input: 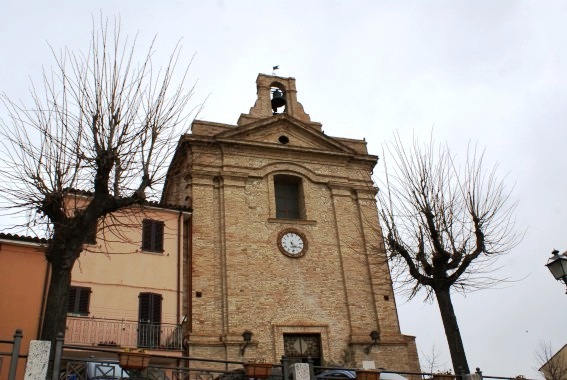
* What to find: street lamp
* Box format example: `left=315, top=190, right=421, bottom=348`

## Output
left=546, top=249, right=567, bottom=293
left=364, top=330, right=380, bottom=355
left=240, top=331, right=253, bottom=356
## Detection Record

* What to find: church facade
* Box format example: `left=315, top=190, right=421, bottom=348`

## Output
left=163, top=74, right=420, bottom=371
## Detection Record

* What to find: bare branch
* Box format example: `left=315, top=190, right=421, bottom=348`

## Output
left=376, top=131, right=521, bottom=373
left=378, top=134, right=520, bottom=297
left=0, top=15, right=197, bottom=341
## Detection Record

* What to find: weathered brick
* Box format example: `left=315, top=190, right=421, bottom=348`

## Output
left=164, top=74, right=420, bottom=372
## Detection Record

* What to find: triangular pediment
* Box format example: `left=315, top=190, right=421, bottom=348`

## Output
left=215, top=114, right=356, bottom=154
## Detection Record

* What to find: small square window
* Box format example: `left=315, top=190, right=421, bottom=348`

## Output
left=68, top=286, right=91, bottom=316
left=142, top=220, right=164, bottom=253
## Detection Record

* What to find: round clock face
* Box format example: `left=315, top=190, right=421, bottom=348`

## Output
left=278, top=229, right=307, bottom=258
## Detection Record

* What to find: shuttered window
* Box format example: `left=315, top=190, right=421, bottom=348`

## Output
left=142, top=219, right=164, bottom=253
left=138, top=292, right=162, bottom=324
left=67, top=286, right=91, bottom=316
left=138, top=292, right=162, bottom=348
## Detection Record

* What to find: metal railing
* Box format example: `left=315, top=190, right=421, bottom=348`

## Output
left=0, top=330, right=537, bottom=380
left=50, top=345, right=541, bottom=380
left=0, top=329, right=24, bottom=380
left=57, top=344, right=258, bottom=380
left=66, top=317, right=183, bottom=350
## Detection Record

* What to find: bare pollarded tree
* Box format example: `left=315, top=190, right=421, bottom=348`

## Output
left=0, top=17, right=198, bottom=342
left=377, top=133, right=520, bottom=374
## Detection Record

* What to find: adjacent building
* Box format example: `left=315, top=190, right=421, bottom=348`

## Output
left=0, top=199, right=190, bottom=377
left=0, top=233, right=48, bottom=380
left=63, top=195, right=191, bottom=359
left=539, top=344, right=567, bottom=380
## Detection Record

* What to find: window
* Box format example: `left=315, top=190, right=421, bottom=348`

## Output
left=67, top=286, right=91, bottom=316
left=274, top=175, right=303, bottom=219
left=142, top=219, right=164, bottom=252
left=138, top=292, right=162, bottom=348
left=84, top=221, right=97, bottom=245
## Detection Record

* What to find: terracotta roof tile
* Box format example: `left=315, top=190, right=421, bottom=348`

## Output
left=0, top=233, right=48, bottom=244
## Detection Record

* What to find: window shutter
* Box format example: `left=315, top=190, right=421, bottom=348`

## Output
left=77, top=288, right=91, bottom=315
left=139, top=293, right=151, bottom=322
left=152, top=294, right=162, bottom=324
left=142, top=220, right=153, bottom=251
left=154, top=222, right=164, bottom=252
left=67, top=288, right=77, bottom=313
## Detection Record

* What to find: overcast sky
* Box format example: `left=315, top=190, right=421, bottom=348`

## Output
left=1, top=1, right=566, bottom=378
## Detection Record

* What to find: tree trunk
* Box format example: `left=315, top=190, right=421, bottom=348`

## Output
left=434, top=286, right=470, bottom=374
left=40, top=263, right=72, bottom=342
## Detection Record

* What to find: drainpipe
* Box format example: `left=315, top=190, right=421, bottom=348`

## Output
left=176, top=209, right=182, bottom=370
left=185, top=215, right=193, bottom=365
left=38, top=252, right=51, bottom=339
left=177, top=209, right=182, bottom=326
left=187, top=216, right=193, bottom=333
left=187, top=215, right=193, bottom=331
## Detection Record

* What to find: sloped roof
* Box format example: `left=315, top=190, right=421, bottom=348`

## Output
left=62, top=188, right=191, bottom=213
left=0, top=233, right=48, bottom=245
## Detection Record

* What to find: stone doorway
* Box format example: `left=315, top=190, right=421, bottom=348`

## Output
left=283, top=334, right=322, bottom=366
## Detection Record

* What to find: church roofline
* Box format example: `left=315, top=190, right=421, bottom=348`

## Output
left=206, top=113, right=362, bottom=155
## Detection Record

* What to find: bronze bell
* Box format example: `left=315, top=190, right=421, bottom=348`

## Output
left=271, top=89, right=286, bottom=113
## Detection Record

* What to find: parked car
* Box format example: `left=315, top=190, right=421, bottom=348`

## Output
left=316, top=369, right=407, bottom=380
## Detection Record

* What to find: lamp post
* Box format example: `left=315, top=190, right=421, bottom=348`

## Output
left=546, top=249, right=567, bottom=293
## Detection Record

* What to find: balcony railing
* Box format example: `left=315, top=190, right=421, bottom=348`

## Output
left=65, top=316, right=183, bottom=350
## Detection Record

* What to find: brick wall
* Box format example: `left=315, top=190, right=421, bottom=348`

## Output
left=165, top=75, right=420, bottom=372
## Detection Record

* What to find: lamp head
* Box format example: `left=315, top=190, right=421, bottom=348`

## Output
left=242, top=331, right=253, bottom=343
left=546, top=249, right=567, bottom=293
left=369, top=330, right=380, bottom=342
